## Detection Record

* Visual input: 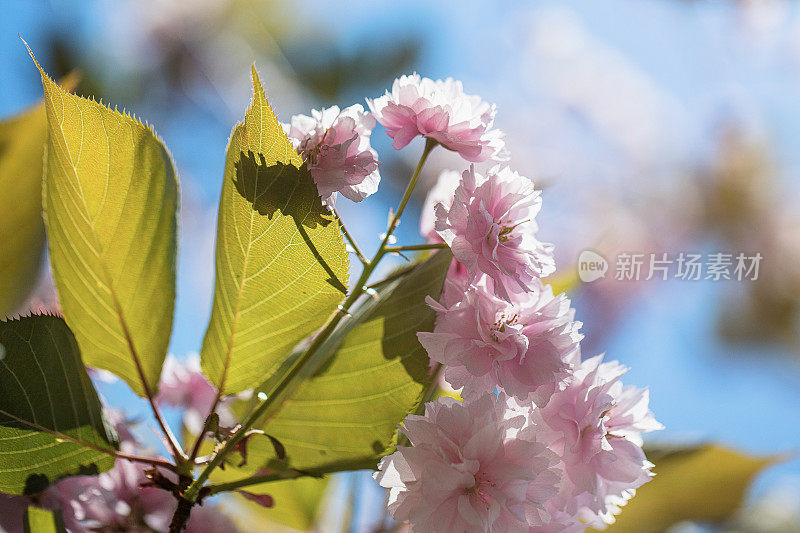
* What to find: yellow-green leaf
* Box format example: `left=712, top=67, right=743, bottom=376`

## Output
left=261, top=250, right=451, bottom=468
left=30, top=49, right=178, bottom=396
left=229, top=477, right=331, bottom=532
left=0, top=314, right=117, bottom=495
left=603, top=444, right=778, bottom=532
left=201, top=66, right=349, bottom=394
left=0, top=102, right=47, bottom=316
left=24, top=507, right=67, bottom=533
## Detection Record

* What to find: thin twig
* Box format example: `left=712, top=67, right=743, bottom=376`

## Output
left=383, top=243, right=448, bottom=253
left=108, top=290, right=186, bottom=463
left=205, top=457, right=377, bottom=495
left=187, top=402, right=219, bottom=464
left=334, top=207, right=368, bottom=265
left=365, top=265, right=417, bottom=291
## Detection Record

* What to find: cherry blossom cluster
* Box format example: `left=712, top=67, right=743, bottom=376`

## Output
left=282, top=73, right=509, bottom=207
left=318, top=73, right=663, bottom=532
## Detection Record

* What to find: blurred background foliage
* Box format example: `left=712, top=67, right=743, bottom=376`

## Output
left=1, top=0, right=800, bottom=531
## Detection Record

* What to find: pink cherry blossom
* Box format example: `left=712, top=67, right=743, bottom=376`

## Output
left=46, top=460, right=238, bottom=533
left=0, top=493, right=26, bottom=532
left=531, top=353, right=663, bottom=528
left=439, top=259, right=471, bottom=307
left=284, top=104, right=380, bottom=206
left=374, top=393, right=560, bottom=532
left=420, top=169, right=462, bottom=243
left=368, top=74, right=508, bottom=162
left=435, top=165, right=555, bottom=301
left=418, top=279, right=581, bottom=404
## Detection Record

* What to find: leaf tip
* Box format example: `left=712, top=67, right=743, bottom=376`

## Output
left=21, top=37, right=49, bottom=81
left=20, top=36, right=43, bottom=75
left=250, top=63, right=265, bottom=99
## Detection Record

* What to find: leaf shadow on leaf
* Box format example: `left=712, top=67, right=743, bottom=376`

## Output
left=233, top=151, right=347, bottom=295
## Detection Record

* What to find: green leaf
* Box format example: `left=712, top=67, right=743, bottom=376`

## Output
left=260, top=250, right=451, bottom=469
left=24, top=507, right=67, bottom=533
left=0, top=102, right=47, bottom=316
left=30, top=49, right=178, bottom=396
left=200, top=66, right=349, bottom=394
left=603, top=444, right=778, bottom=532
left=202, top=441, right=333, bottom=531
left=231, top=476, right=331, bottom=532
left=0, top=314, right=117, bottom=495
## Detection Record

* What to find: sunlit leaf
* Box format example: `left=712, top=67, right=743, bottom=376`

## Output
left=200, top=66, right=349, bottom=394
left=24, top=507, right=67, bottom=533
left=260, top=250, right=451, bottom=469
left=203, top=443, right=333, bottom=532
left=0, top=102, right=47, bottom=316
left=603, top=444, right=778, bottom=532
left=30, top=48, right=178, bottom=396
left=230, top=476, right=331, bottom=532
left=0, top=314, right=117, bottom=494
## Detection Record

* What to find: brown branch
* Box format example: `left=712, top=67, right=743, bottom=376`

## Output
left=108, top=290, right=186, bottom=463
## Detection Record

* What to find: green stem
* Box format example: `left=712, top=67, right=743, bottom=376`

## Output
left=206, top=457, right=376, bottom=495
left=182, top=139, right=436, bottom=502
left=384, top=243, right=448, bottom=253
left=365, top=263, right=418, bottom=290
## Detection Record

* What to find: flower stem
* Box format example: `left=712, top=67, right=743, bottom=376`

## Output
left=335, top=207, right=369, bottom=265
left=384, top=243, right=448, bottom=253
left=181, top=138, right=436, bottom=502
left=205, top=457, right=376, bottom=495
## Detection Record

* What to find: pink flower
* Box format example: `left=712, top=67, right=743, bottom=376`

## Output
left=439, top=259, right=471, bottom=307
left=418, top=280, right=581, bottom=404
left=156, top=353, right=233, bottom=434
left=284, top=104, right=380, bottom=206
left=0, top=493, right=26, bottom=532
left=531, top=353, right=662, bottom=527
left=420, top=169, right=462, bottom=243
left=374, top=394, right=560, bottom=532
left=435, top=165, right=555, bottom=301
left=368, top=74, right=508, bottom=162
left=48, top=460, right=238, bottom=533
